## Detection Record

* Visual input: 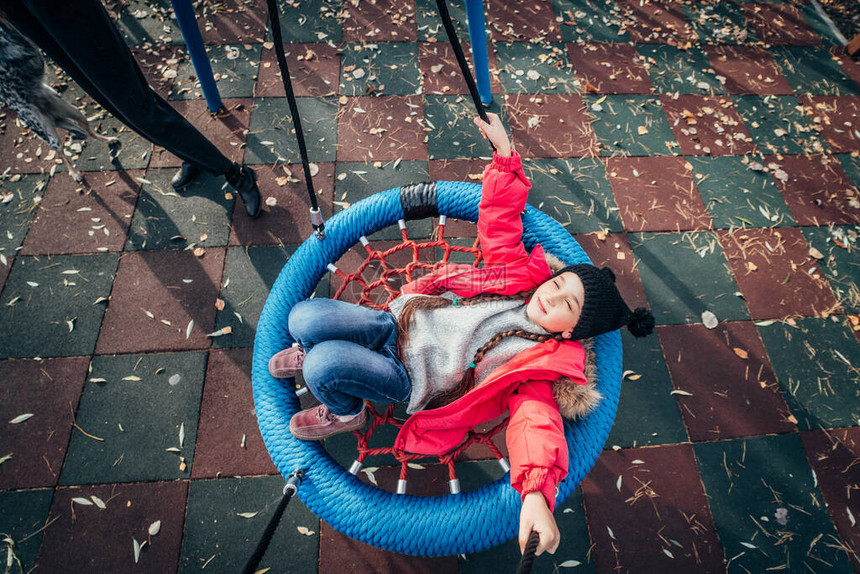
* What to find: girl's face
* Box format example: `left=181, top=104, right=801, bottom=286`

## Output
left=526, top=272, right=585, bottom=338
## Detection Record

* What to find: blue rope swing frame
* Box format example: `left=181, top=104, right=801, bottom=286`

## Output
left=252, top=181, right=622, bottom=556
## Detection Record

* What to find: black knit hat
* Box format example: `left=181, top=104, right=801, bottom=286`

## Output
left=553, top=264, right=655, bottom=340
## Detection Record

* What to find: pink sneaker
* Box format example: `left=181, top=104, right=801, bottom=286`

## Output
left=289, top=404, right=367, bottom=441
left=269, top=345, right=306, bottom=378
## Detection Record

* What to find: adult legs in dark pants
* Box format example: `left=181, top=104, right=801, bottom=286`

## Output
left=1, top=0, right=262, bottom=217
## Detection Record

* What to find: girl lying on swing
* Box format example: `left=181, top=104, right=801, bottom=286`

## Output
left=269, top=113, right=655, bottom=556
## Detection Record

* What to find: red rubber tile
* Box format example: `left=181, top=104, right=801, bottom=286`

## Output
left=658, top=323, right=796, bottom=442
left=506, top=94, right=597, bottom=158
left=660, top=95, right=757, bottom=156
left=192, top=348, right=278, bottom=479
left=96, top=249, right=225, bottom=354
left=486, top=0, right=562, bottom=42
left=37, top=481, right=188, bottom=573
left=0, top=357, right=88, bottom=490
left=703, top=45, right=793, bottom=96
left=230, top=162, right=335, bottom=246
left=617, top=0, right=697, bottom=46
left=343, top=0, right=417, bottom=42
left=0, top=110, right=61, bottom=175
left=802, top=96, right=860, bottom=154
left=605, top=156, right=712, bottom=232
left=198, top=0, right=268, bottom=44
left=419, top=42, right=502, bottom=96
left=132, top=45, right=180, bottom=99
left=576, top=232, right=650, bottom=310
left=718, top=227, right=840, bottom=320
left=255, top=43, right=340, bottom=98
left=21, top=170, right=141, bottom=255
left=149, top=99, right=250, bottom=169
left=567, top=43, right=652, bottom=95
left=801, top=427, right=860, bottom=572
left=832, top=48, right=860, bottom=91
left=581, top=444, right=724, bottom=573
left=337, top=96, right=428, bottom=162
left=739, top=3, right=822, bottom=46
left=767, top=154, right=860, bottom=226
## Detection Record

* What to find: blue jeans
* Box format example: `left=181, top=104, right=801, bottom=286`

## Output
left=288, top=298, right=412, bottom=416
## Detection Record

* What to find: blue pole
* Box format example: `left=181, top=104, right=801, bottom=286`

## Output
left=464, top=0, right=492, bottom=106
left=171, top=0, right=223, bottom=112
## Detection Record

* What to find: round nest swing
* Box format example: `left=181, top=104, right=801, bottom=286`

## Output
left=252, top=180, right=623, bottom=557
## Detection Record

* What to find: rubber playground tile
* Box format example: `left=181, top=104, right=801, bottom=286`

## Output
left=0, top=357, right=88, bottom=490
left=739, top=2, right=823, bottom=46
left=38, top=481, right=188, bottom=574
left=272, top=0, right=343, bottom=43
left=179, top=475, right=319, bottom=574
left=0, top=489, right=53, bottom=573
left=494, top=42, right=579, bottom=94
left=0, top=260, right=9, bottom=295
left=170, top=44, right=261, bottom=100
left=606, top=329, right=688, bottom=449
left=131, top=44, right=181, bottom=99
left=658, top=322, right=796, bottom=442
left=149, top=98, right=250, bottom=169
left=703, top=45, right=793, bottom=96
left=506, top=94, right=597, bottom=158
left=833, top=49, right=860, bottom=92
left=768, top=154, right=860, bottom=226
left=686, top=156, right=795, bottom=229
left=415, top=0, right=469, bottom=43
left=616, top=0, right=698, bottom=46
left=424, top=95, right=505, bottom=160
left=802, top=226, right=860, bottom=313
left=732, top=95, right=826, bottom=156
left=586, top=95, right=679, bottom=157
left=661, top=95, right=757, bottom=157
left=523, top=158, right=623, bottom=235
left=605, top=156, right=712, bottom=232
left=96, top=249, right=224, bottom=354
left=757, top=317, right=860, bottom=431
left=126, top=169, right=234, bottom=251
left=0, top=174, right=49, bottom=258
left=629, top=231, right=750, bottom=325
left=0, top=253, right=119, bottom=359
left=20, top=170, right=140, bottom=255
left=340, top=43, right=421, bottom=97
left=255, top=43, right=340, bottom=98
left=693, top=434, right=854, bottom=573
left=679, top=1, right=757, bottom=45
left=197, top=0, right=268, bottom=44
left=485, top=0, right=562, bottom=43
left=230, top=162, right=335, bottom=246
left=0, top=119, right=56, bottom=176
left=801, top=428, right=860, bottom=571
left=637, top=44, right=725, bottom=96
left=839, top=152, right=860, bottom=189
left=343, top=0, right=417, bottom=42
left=803, top=96, right=860, bottom=154
left=554, top=0, right=630, bottom=43
left=245, top=96, right=339, bottom=164
left=566, top=43, right=651, bottom=95
left=113, top=0, right=185, bottom=46
left=337, top=96, right=428, bottom=162
left=192, top=348, right=278, bottom=478
left=419, top=42, right=503, bottom=97
left=581, top=444, right=724, bottom=573
left=576, top=233, right=649, bottom=308
left=770, top=47, right=860, bottom=96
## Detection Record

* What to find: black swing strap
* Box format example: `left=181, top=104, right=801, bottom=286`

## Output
left=241, top=470, right=303, bottom=574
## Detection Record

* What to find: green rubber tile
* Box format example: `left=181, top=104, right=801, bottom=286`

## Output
left=60, top=351, right=207, bottom=485
left=460, top=486, right=595, bottom=574
left=424, top=95, right=504, bottom=160
left=0, top=174, right=48, bottom=261
left=769, top=47, right=860, bottom=96
left=522, top=158, right=623, bottom=234
left=607, top=329, right=688, bottom=449
left=179, top=475, right=319, bottom=574
left=839, top=153, right=860, bottom=190
left=416, top=0, right=469, bottom=42
left=170, top=44, right=261, bottom=100
left=115, top=0, right=185, bottom=46
left=687, top=156, right=795, bottom=229
left=585, top=95, right=679, bottom=157
left=679, top=1, right=757, bottom=44
left=495, top=42, right=579, bottom=94
left=126, top=169, right=234, bottom=251
left=801, top=3, right=844, bottom=46
left=0, top=489, right=53, bottom=573
left=552, top=0, right=629, bottom=43
left=802, top=226, right=860, bottom=313
left=0, top=253, right=118, bottom=359
left=273, top=0, right=344, bottom=43
left=637, top=44, right=725, bottom=95
left=630, top=231, right=750, bottom=325
left=757, top=317, right=860, bottom=431
left=732, top=95, right=827, bottom=155
left=694, top=434, right=854, bottom=573
left=245, top=96, right=339, bottom=164
left=340, top=42, right=421, bottom=97
left=59, top=117, right=151, bottom=176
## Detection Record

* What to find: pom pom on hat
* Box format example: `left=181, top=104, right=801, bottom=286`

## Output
left=628, top=307, right=655, bottom=338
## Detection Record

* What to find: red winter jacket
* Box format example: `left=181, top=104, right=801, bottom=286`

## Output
left=393, top=152, right=589, bottom=510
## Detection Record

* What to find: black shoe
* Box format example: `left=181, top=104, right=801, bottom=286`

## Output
left=229, top=165, right=262, bottom=219
left=171, top=162, right=200, bottom=190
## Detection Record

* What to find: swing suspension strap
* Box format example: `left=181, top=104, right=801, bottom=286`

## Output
left=240, top=470, right=304, bottom=574
left=264, top=0, right=325, bottom=239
